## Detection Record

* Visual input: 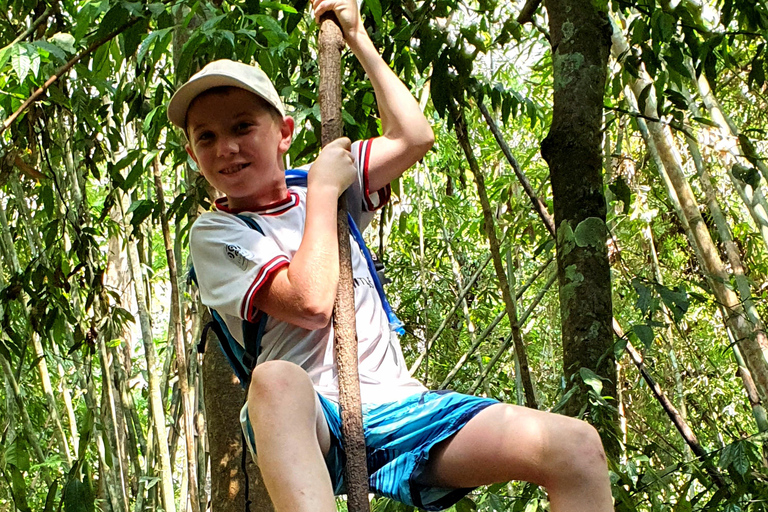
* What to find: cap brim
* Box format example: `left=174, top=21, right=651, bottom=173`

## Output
left=167, top=74, right=280, bottom=129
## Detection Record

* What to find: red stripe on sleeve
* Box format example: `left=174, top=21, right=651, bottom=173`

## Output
left=240, top=256, right=290, bottom=320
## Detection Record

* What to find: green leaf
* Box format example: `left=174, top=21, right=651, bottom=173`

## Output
left=50, top=33, right=76, bottom=54
left=127, top=199, right=155, bottom=228
left=96, top=3, right=130, bottom=40
left=11, top=44, right=31, bottom=82
left=121, top=16, right=148, bottom=58
left=579, top=367, right=603, bottom=395
left=63, top=477, right=95, bottom=512
left=656, top=285, right=689, bottom=322
left=573, top=217, right=606, bottom=249
left=637, top=83, right=653, bottom=116
left=34, top=41, right=67, bottom=63
left=7, top=464, right=32, bottom=512
left=633, top=324, right=655, bottom=349
left=252, top=14, right=288, bottom=40
left=729, top=441, right=750, bottom=475
left=455, top=497, right=477, bottom=512
left=651, top=10, right=676, bottom=42
left=364, top=0, right=383, bottom=26
left=431, top=52, right=450, bottom=118
left=732, top=163, right=760, bottom=188
left=137, top=27, right=172, bottom=65
left=609, top=176, right=632, bottom=215
left=261, top=1, right=298, bottom=13
left=43, top=480, right=59, bottom=512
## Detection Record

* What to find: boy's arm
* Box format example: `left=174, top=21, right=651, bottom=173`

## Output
left=313, top=0, right=434, bottom=192
left=251, top=138, right=357, bottom=330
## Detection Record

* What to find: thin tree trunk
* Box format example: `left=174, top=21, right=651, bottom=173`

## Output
left=2, top=183, right=74, bottom=468
left=0, top=355, right=52, bottom=485
left=152, top=157, right=201, bottom=512
left=96, top=332, right=130, bottom=512
left=50, top=343, right=80, bottom=459
left=477, top=99, right=556, bottom=235
left=469, top=271, right=557, bottom=394
left=416, top=166, right=431, bottom=384
left=448, top=97, right=538, bottom=409
left=121, top=196, right=177, bottom=512
left=613, top=322, right=728, bottom=489
left=318, top=12, right=370, bottom=511
left=410, top=253, right=493, bottom=374
left=438, top=257, right=554, bottom=389
left=424, top=168, right=486, bottom=391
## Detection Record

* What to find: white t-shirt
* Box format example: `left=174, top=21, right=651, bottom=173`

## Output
left=190, top=139, right=426, bottom=404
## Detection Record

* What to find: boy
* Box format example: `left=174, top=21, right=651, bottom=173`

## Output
left=168, top=0, right=614, bottom=510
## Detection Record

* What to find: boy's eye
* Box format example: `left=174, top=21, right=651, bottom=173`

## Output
left=197, top=132, right=213, bottom=142
left=236, top=122, right=253, bottom=132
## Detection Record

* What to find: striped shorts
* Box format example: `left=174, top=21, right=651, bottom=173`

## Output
left=242, top=390, right=498, bottom=511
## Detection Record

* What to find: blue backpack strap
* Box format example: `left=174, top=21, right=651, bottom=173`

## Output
left=346, top=214, right=405, bottom=335
left=210, top=310, right=253, bottom=388
left=284, top=168, right=405, bottom=335
left=234, top=214, right=268, bottom=376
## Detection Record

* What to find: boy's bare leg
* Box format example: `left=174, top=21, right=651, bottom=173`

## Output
left=248, top=360, right=337, bottom=512
left=422, top=404, right=613, bottom=512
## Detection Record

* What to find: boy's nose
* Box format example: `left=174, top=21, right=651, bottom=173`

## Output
left=216, top=137, right=238, bottom=156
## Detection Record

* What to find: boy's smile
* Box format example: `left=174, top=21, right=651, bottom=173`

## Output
left=185, top=87, right=294, bottom=211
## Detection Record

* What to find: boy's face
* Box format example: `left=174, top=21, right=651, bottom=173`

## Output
left=185, top=87, right=294, bottom=210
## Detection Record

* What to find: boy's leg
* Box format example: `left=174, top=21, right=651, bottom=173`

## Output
left=247, top=360, right=336, bottom=512
left=421, top=404, right=613, bottom=512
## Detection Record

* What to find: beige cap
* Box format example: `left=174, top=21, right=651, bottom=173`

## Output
left=167, top=59, right=286, bottom=128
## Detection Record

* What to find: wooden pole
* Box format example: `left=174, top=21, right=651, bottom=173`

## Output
left=318, top=13, right=371, bottom=512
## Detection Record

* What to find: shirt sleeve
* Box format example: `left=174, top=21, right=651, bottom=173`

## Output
left=190, top=212, right=289, bottom=322
left=348, top=139, right=391, bottom=231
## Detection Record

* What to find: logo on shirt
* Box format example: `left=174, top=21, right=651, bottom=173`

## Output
left=225, top=244, right=253, bottom=271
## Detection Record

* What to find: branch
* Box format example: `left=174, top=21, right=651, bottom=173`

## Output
left=516, top=0, right=541, bottom=25
left=614, top=320, right=730, bottom=491
left=604, top=105, right=694, bottom=139
left=477, top=97, right=555, bottom=236
left=5, top=6, right=52, bottom=48
left=0, top=17, right=143, bottom=137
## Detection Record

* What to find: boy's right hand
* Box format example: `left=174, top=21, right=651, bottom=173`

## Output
left=308, top=137, right=357, bottom=198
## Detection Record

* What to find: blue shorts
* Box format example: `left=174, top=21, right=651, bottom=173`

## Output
left=242, top=390, right=498, bottom=511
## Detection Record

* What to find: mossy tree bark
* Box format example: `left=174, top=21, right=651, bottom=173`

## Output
left=540, top=0, right=617, bottom=451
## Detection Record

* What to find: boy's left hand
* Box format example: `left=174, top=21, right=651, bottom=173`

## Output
left=312, top=0, right=364, bottom=41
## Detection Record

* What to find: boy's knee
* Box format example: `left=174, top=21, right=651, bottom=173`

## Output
left=248, top=360, right=313, bottom=405
left=545, top=419, right=607, bottom=486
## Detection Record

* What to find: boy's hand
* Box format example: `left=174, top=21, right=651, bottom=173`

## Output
left=309, top=137, right=357, bottom=198
left=312, top=0, right=364, bottom=42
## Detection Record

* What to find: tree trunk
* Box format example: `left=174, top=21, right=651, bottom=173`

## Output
left=612, top=22, right=768, bottom=405
left=121, top=196, right=177, bottom=512
left=541, top=0, right=616, bottom=444
left=202, top=309, right=275, bottom=512
left=152, top=156, right=201, bottom=512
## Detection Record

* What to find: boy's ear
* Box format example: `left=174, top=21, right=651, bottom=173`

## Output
left=185, top=143, right=199, bottom=165
left=278, top=116, right=294, bottom=154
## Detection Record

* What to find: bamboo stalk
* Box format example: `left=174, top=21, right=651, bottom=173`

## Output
left=121, top=195, right=177, bottom=512
left=152, top=156, right=201, bottom=512
left=438, top=256, right=555, bottom=390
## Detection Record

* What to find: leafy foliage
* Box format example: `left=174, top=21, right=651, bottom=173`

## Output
left=1, top=0, right=768, bottom=510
